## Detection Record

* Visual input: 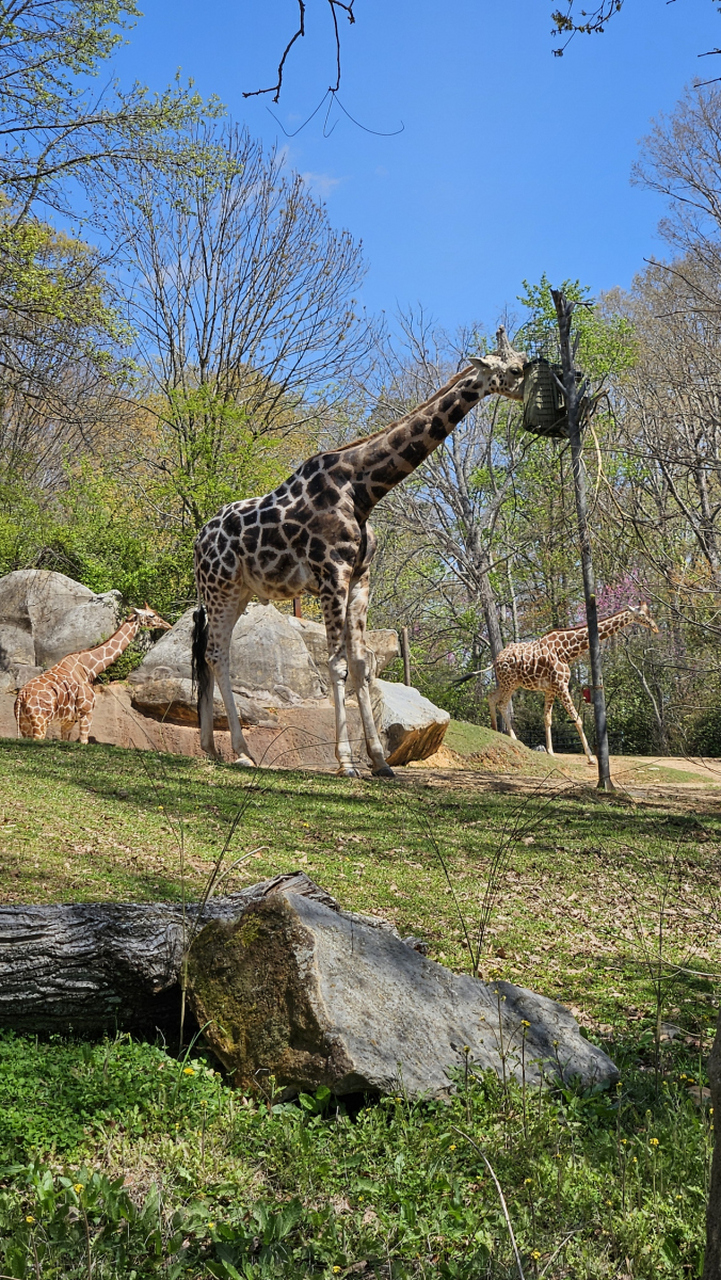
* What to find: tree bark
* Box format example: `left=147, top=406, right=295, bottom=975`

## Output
left=0, top=873, right=335, bottom=1038
left=552, top=289, right=613, bottom=791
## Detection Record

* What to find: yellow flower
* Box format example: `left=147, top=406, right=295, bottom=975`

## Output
left=183, top=1067, right=195, bottom=1076
left=73, top=1183, right=83, bottom=1193
left=158, top=805, right=164, bottom=811
left=333, top=1269, right=342, bottom=1275
left=621, top=1138, right=627, bottom=1145
left=449, top=1144, right=456, bottom=1151
left=521, top=1020, right=531, bottom=1028
left=649, top=1137, right=659, bottom=1147
left=524, top=1178, right=533, bottom=1186
left=25, top=1216, right=35, bottom=1224
left=208, top=1222, right=215, bottom=1229
left=531, top=1251, right=541, bottom=1260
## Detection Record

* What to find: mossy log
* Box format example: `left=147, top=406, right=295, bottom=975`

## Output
left=0, top=873, right=334, bottom=1037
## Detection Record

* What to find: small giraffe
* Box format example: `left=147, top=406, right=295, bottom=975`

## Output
left=15, top=605, right=171, bottom=743
left=488, top=603, right=659, bottom=763
left=193, top=328, right=527, bottom=777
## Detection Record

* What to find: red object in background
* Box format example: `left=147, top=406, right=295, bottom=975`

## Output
left=581, top=686, right=591, bottom=704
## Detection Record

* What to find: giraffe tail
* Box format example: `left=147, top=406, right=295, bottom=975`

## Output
left=191, top=603, right=212, bottom=715
left=448, top=664, right=495, bottom=688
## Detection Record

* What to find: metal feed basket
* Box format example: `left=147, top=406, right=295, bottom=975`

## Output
left=522, top=357, right=569, bottom=439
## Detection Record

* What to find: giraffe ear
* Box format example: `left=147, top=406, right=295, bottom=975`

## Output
left=468, top=356, right=492, bottom=373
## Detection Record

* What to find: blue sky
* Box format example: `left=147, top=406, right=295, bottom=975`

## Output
left=110, top=0, right=721, bottom=334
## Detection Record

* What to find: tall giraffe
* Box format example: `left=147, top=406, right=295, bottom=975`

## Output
left=15, top=606, right=171, bottom=743
left=488, top=603, right=659, bottom=763
left=193, top=328, right=527, bottom=777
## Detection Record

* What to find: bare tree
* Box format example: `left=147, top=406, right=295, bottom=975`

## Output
left=108, top=122, right=372, bottom=529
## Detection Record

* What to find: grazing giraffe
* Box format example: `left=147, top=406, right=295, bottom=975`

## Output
left=488, top=604, right=659, bottom=764
left=15, top=605, right=171, bottom=743
left=192, top=327, right=527, bottom=777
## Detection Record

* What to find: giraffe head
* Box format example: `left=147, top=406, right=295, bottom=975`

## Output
left=131, top=605, right=172, bottom=632
left=468, top=326, right=527, bottom=401
left=627, top=602, right=659, bottom=634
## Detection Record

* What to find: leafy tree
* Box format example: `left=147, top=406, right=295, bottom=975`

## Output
left=0, top=0, right=211, bottom=223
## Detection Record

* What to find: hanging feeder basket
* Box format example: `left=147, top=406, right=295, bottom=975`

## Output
left=522, top=357, right=569, bottom=439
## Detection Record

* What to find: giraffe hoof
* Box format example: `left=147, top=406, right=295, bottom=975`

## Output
left=372, top=765, right=395, bottom=779
left=336, top=765, right=360, bottom=778
left=232, top=754, right=256, bottom=768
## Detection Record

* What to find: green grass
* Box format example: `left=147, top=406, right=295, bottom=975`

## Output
left=0, top=1031, right=713, bottom=1279
left=1, top=736, right=720, bottom=1276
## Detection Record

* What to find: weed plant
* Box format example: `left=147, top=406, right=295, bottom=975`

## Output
left=0, top=1030, right=712, bottom=1279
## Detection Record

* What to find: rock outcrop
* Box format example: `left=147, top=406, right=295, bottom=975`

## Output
left=372, top=679, right=451, bottom=766
left=187, top=886, right=618, bottom=1099
left=0, top=570, right=123, bottom=691
left=0, top=572, right=451, bottom=769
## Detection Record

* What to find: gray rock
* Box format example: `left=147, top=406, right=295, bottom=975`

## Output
left=188, top=889, right=618, bottom=1099
left=129, top=676, right=278, bottom=729
left=0, top=624, right=35, bottom=673
left=287, top=616, right=400, bottom=693
left=0, top=570, right=123, bottom=672
left=229, top=605, right=325, bottom=699
left=372, top=679, right=451, bottom=765
left=132, top=604, right=325, bottom=701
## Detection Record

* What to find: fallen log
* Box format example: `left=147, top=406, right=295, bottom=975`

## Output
left=0, top=873, right=334, bottom=1037
left=0, top=874, right=619, bottom=1099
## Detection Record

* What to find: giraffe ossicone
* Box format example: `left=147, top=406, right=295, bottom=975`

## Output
left=488, top=603, right=660, bottom=763
left=192, top=328, right=528, bottom=776
left=15, top=606, right=171, bottom=744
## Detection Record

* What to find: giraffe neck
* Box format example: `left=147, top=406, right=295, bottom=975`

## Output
left=79, top=617, right=141, bottom=678
left=345, top=367, right=495, bottom=517
left=557, top=609, right=641, bottom=660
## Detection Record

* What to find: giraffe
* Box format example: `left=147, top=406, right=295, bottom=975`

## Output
left=192, top=328, right=527, bottom=777
left=15, top=605, right=171, bottom=743
left=488, top=603, right=659, bottom=764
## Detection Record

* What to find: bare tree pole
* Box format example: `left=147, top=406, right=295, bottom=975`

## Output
left=552, top=288, right=613, bottom=791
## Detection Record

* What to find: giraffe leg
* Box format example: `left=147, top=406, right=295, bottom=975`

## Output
left=320, top=576, right=361, bottom=777
left=75, top=686, right=96, bottom=744
left=205, top=591, right=254, bottom=765
left=488, top=686, right=500, bottom=732
left=346, top=573, right=393, bottom=778
left=496, top=690, right=518, bottom=740
left=557, top=686, right=596, bottom=764
left=15, top=698, right=48, bottom=740
left=544, top=692, right=556, bottom=755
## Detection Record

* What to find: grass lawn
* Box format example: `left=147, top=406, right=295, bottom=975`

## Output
left=1, top=729, right=720, bottom=1277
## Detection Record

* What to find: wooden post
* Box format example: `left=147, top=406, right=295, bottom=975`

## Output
left=552, top=289, right=613, bottom=792
left=293, top=597, right=303, bottom=619
left=401, top=626, right=412, bottom=686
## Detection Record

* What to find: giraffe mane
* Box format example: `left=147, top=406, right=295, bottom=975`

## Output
left=311, top=368, right=476, bottom=461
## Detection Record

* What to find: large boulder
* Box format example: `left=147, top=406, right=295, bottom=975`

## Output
left=130, top=604, right=325, bottom=704
left=287, top=615, right=400, bottom=693
left=129, top=676, right=279, bottom=730
left=128, top=607, right=447, bottom=767
left=0, top=570, right=123, bottom=684
left=372, top=679, right=450, bottom=765
left=187, top=888, right=618, bottom=1099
